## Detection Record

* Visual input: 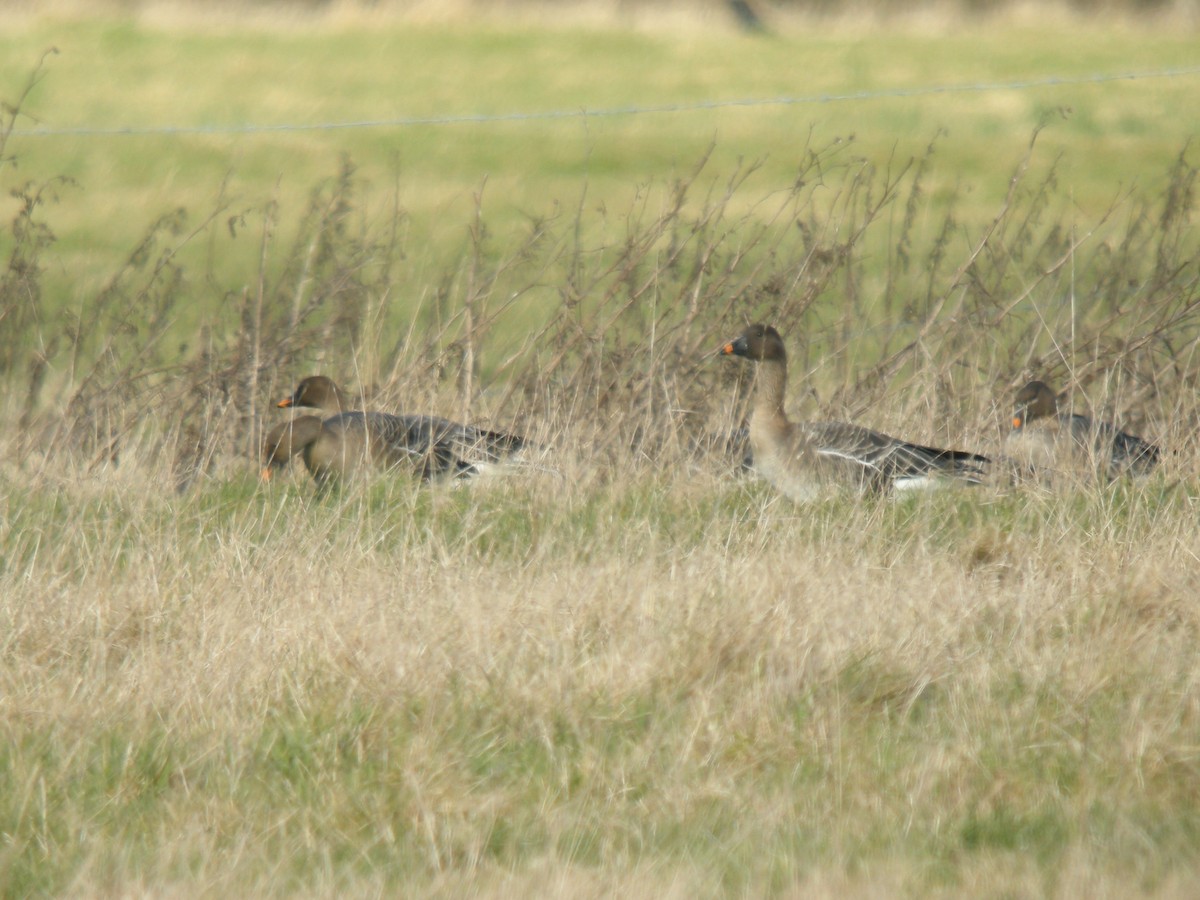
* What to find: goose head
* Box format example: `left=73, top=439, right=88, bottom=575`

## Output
left=1012, top=380, right=1059, bottom=429
left=261, top=415, right=325, bottom=481
left=720, top=323, right=787, bottom=362
left=277, top=375, right=350, bottom=413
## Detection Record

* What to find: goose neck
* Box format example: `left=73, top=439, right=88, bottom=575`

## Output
left=753, top=357, right=788, bottom=417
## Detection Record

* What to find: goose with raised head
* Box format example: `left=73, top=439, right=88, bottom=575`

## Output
left=267, top=376, right=527, bottom=485
left=276, top=375, right=359, bottom=416
left=1007, top=379, right=1159, bottom=478
left=719, top=323, right=989, bottom=500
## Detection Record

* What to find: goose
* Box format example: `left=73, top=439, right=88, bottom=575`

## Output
left=266, top=375, right=527, bottom=485
left=1007, top=379, right=1159, bottom=478
left=262, top=415, right=325, bottom=481
left=719, top=323, right=989, bottom=500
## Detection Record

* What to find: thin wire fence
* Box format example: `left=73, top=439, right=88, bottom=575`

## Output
left=10, top=65, right=1200, bottom=138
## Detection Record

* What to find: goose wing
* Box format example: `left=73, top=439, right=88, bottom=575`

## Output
left=1063, top=413, right=1160, bottom=475
left=353, top=411, right=525, bottom=478
left=802, top=421, right=989, bottom=483
left=1110, top=428, right=1159, bottom=473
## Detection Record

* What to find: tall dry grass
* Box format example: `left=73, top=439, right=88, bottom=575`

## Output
left=2, top=61, right=1200, bottom=895
left=4, top=115, right=1198, bottom=489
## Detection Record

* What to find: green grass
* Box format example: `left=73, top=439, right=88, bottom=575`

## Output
left=1, top=14, right=1197, bottom=311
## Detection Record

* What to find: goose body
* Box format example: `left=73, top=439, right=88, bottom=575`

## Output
left=720, top=324, right=988, bottom=500
left=1006, top=380, right=1159, bottom=478
left=265, top=376, right=526, bottom=484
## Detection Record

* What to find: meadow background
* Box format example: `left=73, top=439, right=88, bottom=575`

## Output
left=2, top=1, right=1200, bottom=896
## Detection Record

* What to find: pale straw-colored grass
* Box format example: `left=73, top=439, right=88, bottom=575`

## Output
left=3, top=429, right=1199, bottom=894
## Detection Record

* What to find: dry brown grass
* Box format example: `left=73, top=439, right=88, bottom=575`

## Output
left=4, top=452, right=1200, bottom=895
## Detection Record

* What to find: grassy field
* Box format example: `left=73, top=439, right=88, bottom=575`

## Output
left=2, top=5, right=1200, bottom=897
left=1, top=9, right=1197, bottom=298
left=4, top=466, right=1200, bottom=897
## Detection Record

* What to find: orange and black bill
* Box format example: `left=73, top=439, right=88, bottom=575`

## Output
left=720, top=334, right=748, bottom=357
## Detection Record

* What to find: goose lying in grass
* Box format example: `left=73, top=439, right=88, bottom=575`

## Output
left=264, top=376, right=527, bottom=485
left=1006, top=379, right=1160, bottom=479
left=720, top=323, right=989, bottom=500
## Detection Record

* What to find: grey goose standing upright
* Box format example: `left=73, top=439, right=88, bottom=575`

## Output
left=720, top=324, right=989, bottom=500
left=1006, top=379, right=1160, bottom=479
left=267, top=375, right=527, bottom=485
